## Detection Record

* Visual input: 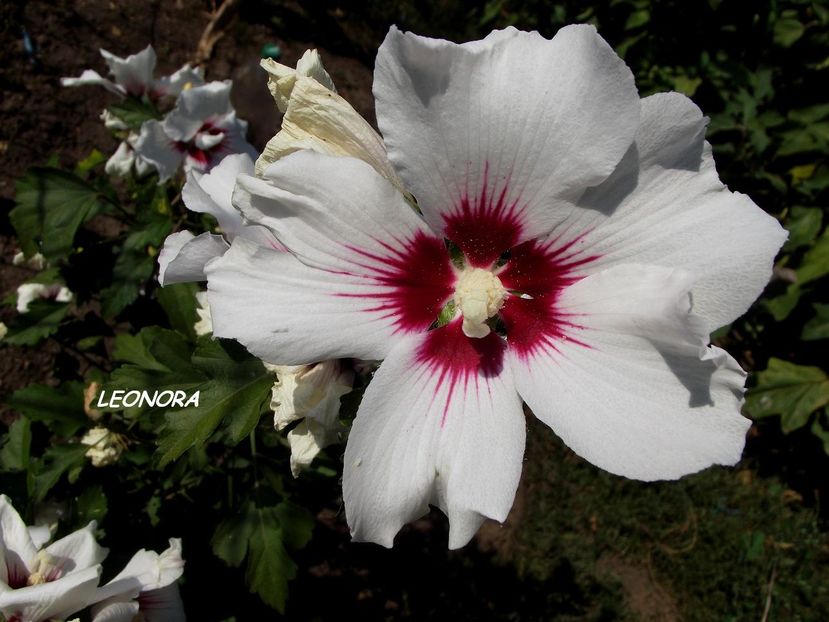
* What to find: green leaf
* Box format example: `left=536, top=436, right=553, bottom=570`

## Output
left=773, top=17, right=805, bottom=47
left=274, top=501, right=315, bottom=550
left=74, top=485, right=108, bottom=526
left=11, top=168, right=107, bottom=260
left=212, top=505, right=256, bottom=568
left=765, top=285, right=802, bottom=321
left=156, top=373, right=272, bottom=466
left=30, top=444, right=88, bottom=503
left=0, top=417, right=32, bottom=471
left=246, top=506, right=296, bottom=613
left=746, top=359, right=829, bottom=432
left=75, top=149, right=108, bottom=175
left=624, top=8, right=650, bottom=29
left=796, top=230, right=829, bottom=285
left=810, top=414, right=829, bottom=455
left=802, top=304, right=829, bottom=341
left=2, top=299, right=69, bottom=346
left=6, top=382, right=88, bottom=437
left=157, top=283, right=199, bottom=340
left=107, top=98, right=162, bottom=130
left=784, top=206, right=822, bottom=251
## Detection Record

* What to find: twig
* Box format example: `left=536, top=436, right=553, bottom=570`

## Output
left=760, top=559, right=778, bottom=622
left=193, top=0, right=238, bottom=67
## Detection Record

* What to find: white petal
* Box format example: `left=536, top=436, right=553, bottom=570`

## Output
left=182, top=153, right=254, bottom=238
left=207, top=237, right=415, bottom=363
left=99, top=538, right=184, bottom=601
left=569, top=92, right=788, bottom=332
left=343, top=324, right=525, bottom=549
left=287, top=419, right=330, bottom=477
left=237, top=151, right=431, bottom=274
left=509, top=263, right=750, bottom=481
left=43, top=521, right=108, bottom=576
left=295, top=49, right=336, bottom=91
left=0, top=495, right=37, bottom=581
left=162, top=81, right=233, bottom=142
left=255, top=77, right=403, bottom=195
left=91, top=600, right=140, bottom=622
left=133, top=120, right=182, bottom=182
left=157, top=231, right=228, bottom=286
left=16, top=283, right=48, bottom=313
left=101, top=110, right=129, bottom=130
left=105, top=142, right=136, bottom=178
left=271, top=361, right=353, bottom=430
left=154, top=64, right=205, bottom=98
left=27, top=526, right=51, bottom=551
left=373, top=25, right=640, bottom=257
left=101, top=46, right=157, bottom=96
left=137, top=583, right=185, bottom=622
left=0, top=565, right=101, bottom=622
left=61, top=70, right=124, bottom=96
left=260, top=51, right=336, bottom=114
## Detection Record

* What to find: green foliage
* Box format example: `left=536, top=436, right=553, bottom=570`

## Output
left=107, top=98, right=162, bottom=130
left=747, top=358, right=829, bottom=433
left=7, top=382, right=89, bottom=437
left=2, top=299, right=70, bottom=345
left=11, top=168, right=108, bottom=260
left=0, top=418, right=32, bottom=472
left=213, top=501, right=314, bottom=612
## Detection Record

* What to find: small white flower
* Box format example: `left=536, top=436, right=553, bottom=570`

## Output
left=134, top=81, right=255, bottom=182
left=12, top=252, right=47, bottom=270
left=0, top=322, right=7, bottom=341
left=0, top=495, right=106, bottom=622
left=89, top=538, right=185, bottom=622
left=267, top=362, right=353, bottom=477
left=62, top=46, right=203, bottom=100
left=81, top=427, right=125, bottom=467
left=16, top=283, right=73, bottom=314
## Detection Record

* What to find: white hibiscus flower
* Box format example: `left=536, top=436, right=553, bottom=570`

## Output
left=0, top=495, right=106, bottom=622
left=61, top=46, right=203, bottom=100
left=205, top=25, right=787, bottom=549
left=134, top=81, right=256, bottom=182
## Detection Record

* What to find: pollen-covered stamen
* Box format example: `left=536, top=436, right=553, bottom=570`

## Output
left=453, top=267, right=508, bottom=338
left=26, top=551, right=61, bottom=585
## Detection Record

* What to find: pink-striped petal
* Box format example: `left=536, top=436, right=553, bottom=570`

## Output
left=509, top=263, right=750, bottom=481
left=374, top=25, right=639, bottom=264
left=344, top=322, right=524, bottom=549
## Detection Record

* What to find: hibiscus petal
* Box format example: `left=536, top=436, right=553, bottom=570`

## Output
left=0, top=565, right=101, bottom=622
left=162, top=81, right=234, bottom=142
left=374, top=25, right=639, bottom=265
left=60, top=70, right=124, bottom=96
left=343, top=323, right=525, bottom=549
left=91, top=600, right=141, bottom=622
left=42, top=521, right=107, bottom=578
left=101, top=46, right=156, bottom=97
left=509, top=263, right=750, bottom=481
left=158, top=231, right=228, bottom=286
left=255, top=76, right=404, bottom=196
left=153, top=64, right=204, bottom=98
left=207, top=237, right=434, bottom=363
left=231, top=152, right=454, bottom=335
left=182, top=153, right=254, bottom=238
left=0, top=494, right=37, bottom=583
left=568, top=92, right=787, bottom=332
left=138, top=583, right=185, bottom=622
left=133, top=120, right=182, bottom=182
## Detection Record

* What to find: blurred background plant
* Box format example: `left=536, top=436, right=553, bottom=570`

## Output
left=0, top=0, right=827, bottom=619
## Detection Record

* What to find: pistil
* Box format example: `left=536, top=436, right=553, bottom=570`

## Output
left=453, top=267, right=507, bottom=338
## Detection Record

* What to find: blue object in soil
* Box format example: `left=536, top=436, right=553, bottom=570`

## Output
left=261, top=43, right=282, bottom=60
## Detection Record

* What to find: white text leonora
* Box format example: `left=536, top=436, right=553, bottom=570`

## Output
left=95, top=389, right=200, bottom=409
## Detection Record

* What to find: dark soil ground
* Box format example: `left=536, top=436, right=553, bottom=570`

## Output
left=2, top=1, right=828, bottom=620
